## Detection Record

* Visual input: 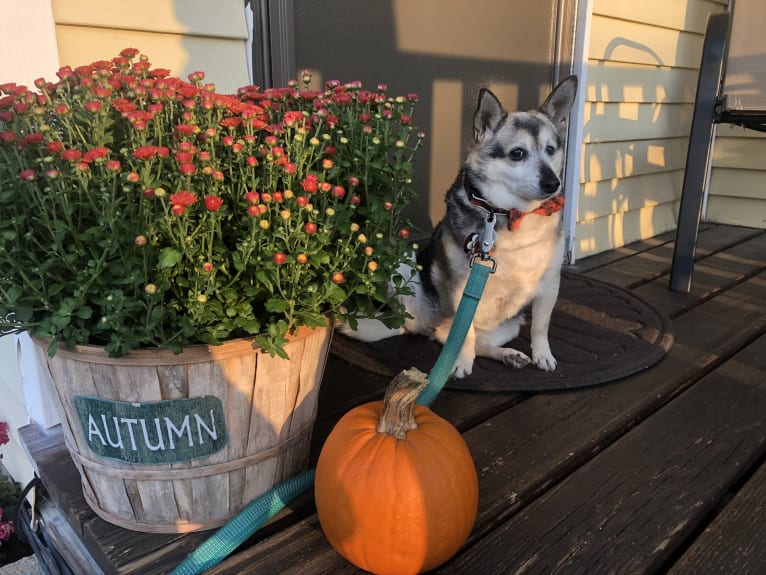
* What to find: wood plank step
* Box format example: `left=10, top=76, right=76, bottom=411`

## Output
left=634, top=232, right=766, bottom=318
left=439, top=331, right=766, bottom=574
left=581, top=226, right=763, bottom=288
left=207, top=272, right=766, bottom=574
left=668, top=459, right=766, bottom=574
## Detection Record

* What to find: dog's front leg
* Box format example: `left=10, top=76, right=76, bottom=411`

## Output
left=530, top=284, right=559, bottom=371
left=433, top=317, right=476, bottom=378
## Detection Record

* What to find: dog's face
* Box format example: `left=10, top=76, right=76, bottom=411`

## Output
left=466, top=76, right=578, bottom=211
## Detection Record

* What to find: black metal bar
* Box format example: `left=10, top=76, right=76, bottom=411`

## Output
left=669, top=12, right=730, bottom=293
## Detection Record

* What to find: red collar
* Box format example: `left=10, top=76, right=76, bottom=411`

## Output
left=507, top=195, right=565, bottom=231
left=461, top=171, right=565, bottom=231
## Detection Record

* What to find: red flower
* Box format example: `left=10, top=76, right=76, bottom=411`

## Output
left=119, top=47, right=140, bottom=58
left=301, top=174, right=318, bottom=194
left=19, top=169, right=35, bottom=181
left=400, top=114, right=411, bottom=125
left=19, top=133, right=43, bottom=148
left=169, top=190, right=197, bottom=207
left=331, top=272, right=345, bottom=284
left=202, top=261, right=214, bottom=273
left=133, top=146, right=163, bottom=160
left=219, top=117, right=242, bottom=129
left=304, top=222, right=318, bottom=234
left=283, top=111, right=304, bottom=127
left=204, top=195, right=224, bottom=211
left=83, top=147, right=110, bottom=163
left=84, top=100, right=102, bottom=113
left=175, top=123, right=197, bottom=135
left=61, top=149, right=83, bottom=162
left=178, top=162, right=196, bottom=175
left=106, top=160, right=121, bottom=172
left=332, top=186, right=346, bottom=199
left=0, top=421, right=9, bottom=446
left=245, top=191, right=260, bottom=204
left=0, top=132, right=16, bottom=143
left=46, top=141, right=63, bottom=154
left=273, top=252, right=287, bottom=265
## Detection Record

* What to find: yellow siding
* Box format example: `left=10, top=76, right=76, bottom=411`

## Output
left=709, top=125, right=766, bottom=227
left=705, top=196, right=766, bottom=228
left=581, top=137, right=689, bottom=182
left=575, top=0, right=727, bottom=259
left=51, top=0, right=249, bottom=94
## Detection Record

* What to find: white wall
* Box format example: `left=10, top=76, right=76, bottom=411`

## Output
left=0, top=1, right=60, bottom=486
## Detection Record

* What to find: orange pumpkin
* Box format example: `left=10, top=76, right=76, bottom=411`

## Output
left=315, top=368, right=479, bottom=575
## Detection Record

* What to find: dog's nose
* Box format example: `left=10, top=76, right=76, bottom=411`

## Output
left=540, top=173, right=560, bottom=196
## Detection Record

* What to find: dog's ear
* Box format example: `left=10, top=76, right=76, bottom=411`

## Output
left=473, top=88, right=506, bottom=142
left=539, top=75, right=578, bottom=128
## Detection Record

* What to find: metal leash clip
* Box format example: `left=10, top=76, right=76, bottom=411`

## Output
left=468, top=211, right=498, bottom=272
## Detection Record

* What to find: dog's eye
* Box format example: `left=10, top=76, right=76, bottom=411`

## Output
left=508, top=148, right=526, bottom=161
left=545, top=144, right=556, bottom=156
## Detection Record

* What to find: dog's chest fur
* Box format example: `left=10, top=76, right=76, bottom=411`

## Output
left=434, top=209, right=563, bottom=331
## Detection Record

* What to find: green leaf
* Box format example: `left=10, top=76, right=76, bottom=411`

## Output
left=75, top=306, right=93, bottom=319
left=157, top=248, right=183, bottom=269
left=264, top=298, right=290, bottom=313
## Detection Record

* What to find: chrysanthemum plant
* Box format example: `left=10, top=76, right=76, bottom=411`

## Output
left=0, top=49, right=422, bottom=358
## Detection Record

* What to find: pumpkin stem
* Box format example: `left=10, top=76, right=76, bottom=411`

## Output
left=377, top=368, right=430, bottom=439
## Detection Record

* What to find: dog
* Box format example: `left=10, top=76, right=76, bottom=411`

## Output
left=340, top=75, right=578, bottom=379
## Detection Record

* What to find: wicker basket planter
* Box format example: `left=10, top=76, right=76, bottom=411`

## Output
left=33, top=326, right=332, bottom=533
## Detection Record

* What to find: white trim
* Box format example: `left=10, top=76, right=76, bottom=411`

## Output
left=563, top=0, right=593, bottom=264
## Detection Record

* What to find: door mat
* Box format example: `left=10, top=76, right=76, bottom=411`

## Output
left=330, top=272, right=675, bottom=392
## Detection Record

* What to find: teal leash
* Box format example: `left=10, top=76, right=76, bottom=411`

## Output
left=171, top=214, right=498, bottom=575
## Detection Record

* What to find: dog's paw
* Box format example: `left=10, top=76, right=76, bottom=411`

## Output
left=501, top=348, right=532, bottom=369
left=451, top=355, right=474, bottom=379
left=533, top=351, right=557, bottom=372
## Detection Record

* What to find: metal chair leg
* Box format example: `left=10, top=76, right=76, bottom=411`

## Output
left=670, top=12, right=730, bottom=292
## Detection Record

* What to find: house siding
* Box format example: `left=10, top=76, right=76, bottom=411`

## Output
left=708, top=124, right=766, bottom=228
left=575, top=0, right=728, bottom=259
left=51, top=0, right=250, bottom=94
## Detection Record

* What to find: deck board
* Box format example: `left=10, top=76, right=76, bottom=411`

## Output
left=17, top=224, right=766, bottom=575
left=208, top=269, right=766, bottom=574
left=669, top=460, right=766, bottom=574
left=441, top=332, right=766, bottom=574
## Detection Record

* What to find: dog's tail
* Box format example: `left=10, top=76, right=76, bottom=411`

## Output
left=335, top=318, right=405, bottom=342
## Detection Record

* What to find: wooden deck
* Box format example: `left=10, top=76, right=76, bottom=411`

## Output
left=19, top=223, right=766, bottom=574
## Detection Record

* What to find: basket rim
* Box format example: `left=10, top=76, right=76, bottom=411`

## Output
left=31, top=324, right=330, bottom=365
